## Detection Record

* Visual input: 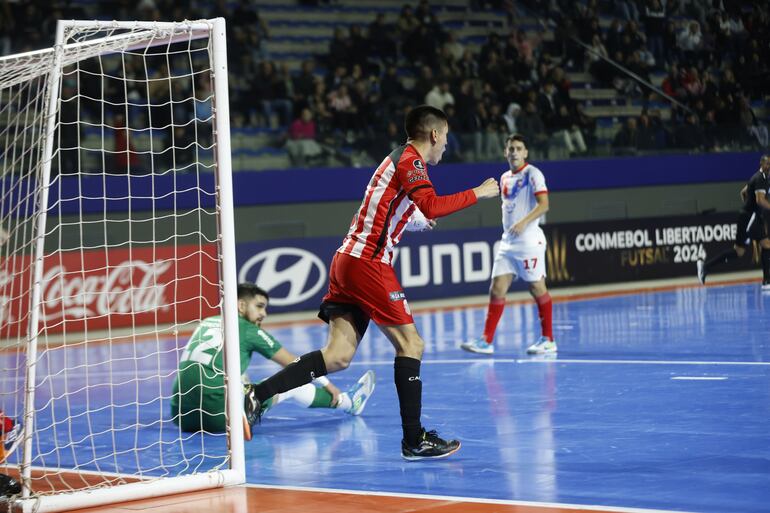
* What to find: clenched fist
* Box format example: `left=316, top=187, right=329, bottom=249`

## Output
left=473, top=178, right=500, bottom=199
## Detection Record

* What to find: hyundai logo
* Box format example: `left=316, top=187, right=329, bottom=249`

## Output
left=238, top=248, right=327, bottom=306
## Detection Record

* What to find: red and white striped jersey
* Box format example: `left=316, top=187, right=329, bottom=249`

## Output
left=338, top=144, right=476, bottom=264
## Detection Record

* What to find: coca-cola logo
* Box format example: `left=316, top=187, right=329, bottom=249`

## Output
left=41, top=260, right=172, bottom=320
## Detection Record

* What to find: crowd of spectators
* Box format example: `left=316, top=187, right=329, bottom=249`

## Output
left=1, top=0, right=768, bottom=170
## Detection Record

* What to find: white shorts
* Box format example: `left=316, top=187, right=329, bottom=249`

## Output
left=491, top=235, right=547, bottom=283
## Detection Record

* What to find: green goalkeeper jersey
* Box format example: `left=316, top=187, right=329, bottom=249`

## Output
left=170, top=315, right=282, bottom=432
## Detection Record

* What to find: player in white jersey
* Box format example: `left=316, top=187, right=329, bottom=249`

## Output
left=461, top=134, right=556, bottom=355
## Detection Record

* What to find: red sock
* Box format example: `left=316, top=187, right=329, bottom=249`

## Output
left=535, top=292, right=553, bottom=340
left=482, top=297, right=506, bottom=343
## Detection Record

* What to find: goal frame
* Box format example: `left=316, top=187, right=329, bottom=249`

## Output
left=3, top=18, right=244, bottom=513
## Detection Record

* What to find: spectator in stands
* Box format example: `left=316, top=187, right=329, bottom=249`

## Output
left=677, top=21, right=703, bottom=64
left=327, top=83, right=358, bottom=135
left=681, top=66, right=704, bottom=98
left=293, top=59, right=318, bottom=112
left=442, top=33, right=465, bottom=63
left=613, top=117, right=641, bottom=154
left=254, top=61, right=293, bottom=128
left=536, top=82, right=562, bottom=130
left=586, top=34, right=613, bottom=85
left=309, top=79, right=334, bottom=136
left=403, top=24, right=437, bottom=66
left=481, top=50, right=508, bottom=99
left=674, top=113, right=706, bottom=150
left=242, top=6, right=270, bottom=63
left=368, top=13, right=397, bottom=65
left=436, top=44, right=461, bottom=82
left=112, top=114, right=141, bottom=174
left=326, top=64, right=349, bottom=93
left=636, top=113, right=659, bottom=150
left=518, top=102, right=549, bottom=159
left=643, top=0, right=666, bottom=67
left=503, top=102, right=521, bottom=135
left=396, top=4, right=420, bottom=37
left=328, top=28, right=351, bottom=70
left=347, top=25, right=369, bottom=70
left=412, top=66, right=435, bottom=104
left=425, top=81, right=454, bottom=110
left=370, top=120, right=404, bottom=161
left=380, top=65, right=409, bottom=112
left=443, top=103, right=464, bottom=163
left=615, top=0, right=639, bottom=22
left=574, top=103, right=597, bottom=153
left=457, top=48, right=480, bottom=79
left=661, top=62, right=685, bottom=99
left=286, top=108, right=328, bottom=168
left=552, top=104, right=588, bottom=156
left=738, top=97, right=769, bottom=149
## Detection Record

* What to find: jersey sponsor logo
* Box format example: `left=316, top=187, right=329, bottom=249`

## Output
left=257, top=329, right=275, bottom=347
left=239, top=247, right=327, bottom=307
left=407, top=167, right=428, bottom=183
left=413, top=159, right=425, bottom=170
left=388, top=290, right=406, bottom=301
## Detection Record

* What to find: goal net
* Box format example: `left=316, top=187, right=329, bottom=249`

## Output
left=0, top=18, right=243, bottom=512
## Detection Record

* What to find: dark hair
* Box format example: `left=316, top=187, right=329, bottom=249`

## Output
left=238, top=283, right=269, bottom=301
left=505, top=133, right=527, bottom=148
left=404, top=105, right=448, bottom=141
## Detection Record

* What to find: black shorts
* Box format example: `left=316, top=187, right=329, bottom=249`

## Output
left=318, top=301, right=370, bottom=339
left=735, top=211, right=768, bottom=246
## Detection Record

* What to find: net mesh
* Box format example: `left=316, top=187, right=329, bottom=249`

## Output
left=0, top=20, right=232, bottom=505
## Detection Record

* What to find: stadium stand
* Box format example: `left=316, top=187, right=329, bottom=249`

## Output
left=1, top=0, right=767, bottom=171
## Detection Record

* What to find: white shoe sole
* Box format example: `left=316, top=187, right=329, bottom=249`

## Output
left=460, top=343, right=494, bottom=355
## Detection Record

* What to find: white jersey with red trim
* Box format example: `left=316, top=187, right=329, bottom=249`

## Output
left=500, top=162, right=548, bottom=244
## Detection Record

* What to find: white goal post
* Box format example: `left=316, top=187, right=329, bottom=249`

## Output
left=0, top=18, right=243, bottom=512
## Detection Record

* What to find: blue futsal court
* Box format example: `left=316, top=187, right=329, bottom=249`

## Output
left=6, top=279, right=769, bottom=513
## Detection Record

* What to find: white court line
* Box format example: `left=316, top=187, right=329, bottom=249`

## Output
left=1, top=358, right=765, bottom=385
left=347, top=358, right=770, bottom=367
left=671, top=376, right=728, bottom=380
left=245, top=482, right=701, bottom=513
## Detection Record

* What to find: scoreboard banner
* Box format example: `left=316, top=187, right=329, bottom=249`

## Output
left=236, top=212, right=761, bottom=314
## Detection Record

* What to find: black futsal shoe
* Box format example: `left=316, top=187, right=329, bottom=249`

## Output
left=0, top=473, right=20, bottom=497
left=242, top=384, right=262, bottom=441
left=401, top=429, right=461, bottom=461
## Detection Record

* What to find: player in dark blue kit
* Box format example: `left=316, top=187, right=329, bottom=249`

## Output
left=697, top=155, right=770, bottom=290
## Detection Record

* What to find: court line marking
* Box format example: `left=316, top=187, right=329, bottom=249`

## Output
left=346, top=358, right=770, bottom=367
left=244, top=482, right=700, bottom=513
left=2, top=358, right=764, bottom=384
left=670, top=376, right=728, bottom=380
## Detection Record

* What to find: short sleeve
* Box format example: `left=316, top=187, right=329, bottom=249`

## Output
left=242, top=324, right=282, bottom=360
left=531, top=168, right=548, bottom=195
left=397, top=154, right=433, bottom=194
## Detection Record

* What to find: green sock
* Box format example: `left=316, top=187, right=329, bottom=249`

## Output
left=309, top=387, right=335, bottom=408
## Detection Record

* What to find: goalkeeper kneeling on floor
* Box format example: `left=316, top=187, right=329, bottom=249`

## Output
left=170, top=283, right=375, bottom=440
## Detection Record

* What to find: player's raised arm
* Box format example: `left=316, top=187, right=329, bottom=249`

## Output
left=473, top=178, right=500, bottom=199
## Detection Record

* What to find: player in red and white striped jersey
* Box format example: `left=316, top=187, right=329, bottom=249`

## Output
left=461, top=134, right=556, bottom=356
left=245, top=105, right=499, bottom=460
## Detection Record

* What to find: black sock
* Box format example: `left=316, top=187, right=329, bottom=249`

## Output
left=705, top=248, right=739, bottom=272
left=253, top=350, right=327, bottom=403
left=394, top=356, right=423, bottom=446
left=762, top=248, right=770, bottom=283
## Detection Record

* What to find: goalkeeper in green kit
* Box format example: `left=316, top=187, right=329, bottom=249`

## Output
left=171, top=283, right=375, bottom=440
